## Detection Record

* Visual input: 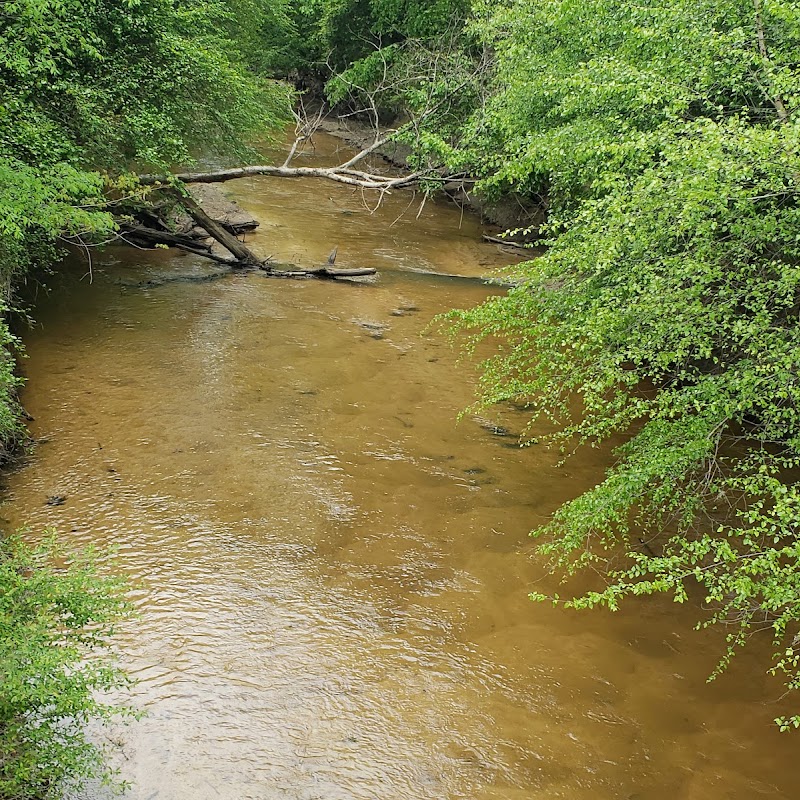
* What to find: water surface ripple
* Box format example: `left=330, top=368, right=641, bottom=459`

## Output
left=4, top=134, right=799, bottom=799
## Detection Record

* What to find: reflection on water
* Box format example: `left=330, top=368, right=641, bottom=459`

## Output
left=4, top=134, right=800, bottom=799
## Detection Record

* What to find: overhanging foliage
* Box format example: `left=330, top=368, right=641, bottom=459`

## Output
left=0, top=536, right=131, bottom=799
left=446, top=0, right=800, bottom=727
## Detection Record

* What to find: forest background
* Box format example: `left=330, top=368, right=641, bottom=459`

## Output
left=2, top=0, right=800, bottom=796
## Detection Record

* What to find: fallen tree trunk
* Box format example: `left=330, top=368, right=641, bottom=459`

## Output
left=130, top=132, right=459, bottom=275
left=174, top=191, right=264, bottom=267
left=266, top=266, right=377, bottom=279
left=119, top=217, right=377, bottom=280
left=174, top=184, right=260, bottom=236
left=130, top=129, right=462, bottom=272
left=139, top=163, right=426, bottom=193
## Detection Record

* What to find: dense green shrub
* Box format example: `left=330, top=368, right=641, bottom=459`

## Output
left=447, top=0, right=800, bottom=725
left=0, top=536, right=130, bottom=799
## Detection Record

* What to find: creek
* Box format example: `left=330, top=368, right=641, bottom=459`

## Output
left=4, top=133, right=800, bottom=799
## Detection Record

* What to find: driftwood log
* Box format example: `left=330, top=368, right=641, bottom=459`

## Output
left=119, top=187, right=377, bottom=280
left=176, top=190, right=262, bottom=267
left=265, top=250, right=376, bottom=279
left=481, top=234, right=534, bottom=251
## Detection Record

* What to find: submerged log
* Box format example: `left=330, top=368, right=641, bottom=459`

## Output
left=404, top=267, right=517, bottom=287
left=306, top=266, right=377, bottom=278
left=118, top=270, right=235, bottom=288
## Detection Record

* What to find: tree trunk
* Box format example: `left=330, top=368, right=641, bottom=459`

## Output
left=753, top=0, right=791, bottom=123
left=175, top=191, right=263, bottom=267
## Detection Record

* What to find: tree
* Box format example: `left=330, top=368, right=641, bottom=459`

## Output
left=0, top=0, right=291, bottom=168
left=0, top=536, right=130, bottom=799
left=446, top=0, right=800, bottom=726
left=0, top=0, right=294, bottom=453
left=282, top=0, right=472, bottom=74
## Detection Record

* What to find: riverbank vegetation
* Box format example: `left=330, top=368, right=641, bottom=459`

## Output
left=284, top=0, right=800, bottom=728
left=444, top=0, right=800, bottom=729
left=3, top=7, right=800, bottom=792
left=0, top=0, right=292, bottom=452
left=0, top=536, right=130, bottom=798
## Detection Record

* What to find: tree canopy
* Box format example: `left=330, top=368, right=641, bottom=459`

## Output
left=0, top=0, right=293, bottom=450
left=0, top=0, right=293, bottom=283
left=445, top=0, right=800, bottom=726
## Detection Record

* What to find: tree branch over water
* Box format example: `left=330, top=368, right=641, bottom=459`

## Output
left=131, top=126, right=461, bottom=274
left=138, top=157, right=432, bottom=192
left=132, top=42, right=486, bottom=272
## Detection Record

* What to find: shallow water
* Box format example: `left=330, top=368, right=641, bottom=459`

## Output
left=4, top=134, right=800, bottom=799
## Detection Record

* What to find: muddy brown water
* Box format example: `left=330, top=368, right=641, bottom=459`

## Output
left=3, top=134, right=800, bottom=799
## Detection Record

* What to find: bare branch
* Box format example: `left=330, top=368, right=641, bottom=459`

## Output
left=139, top=163, right=437, bottom=194
left=283, top=98, right=326, bottom=168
